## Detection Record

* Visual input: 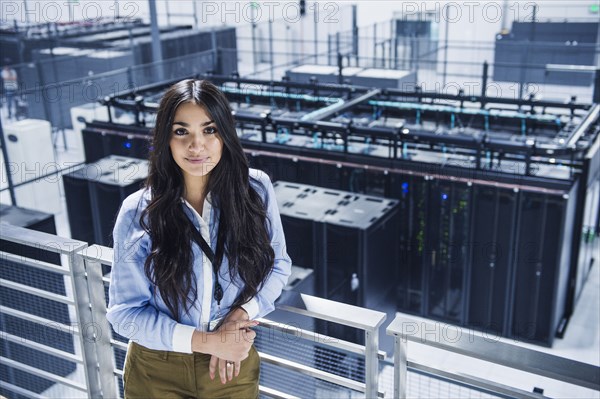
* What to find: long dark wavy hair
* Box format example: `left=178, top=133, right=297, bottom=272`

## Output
left=140, top=79, right=275, bottom=321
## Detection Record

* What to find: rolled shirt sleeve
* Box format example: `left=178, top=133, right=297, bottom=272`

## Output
left=106, top=191, right=193, bottom=353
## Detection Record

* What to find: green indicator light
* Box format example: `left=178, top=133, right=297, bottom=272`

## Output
left=590, top=4, right=599, bottom=13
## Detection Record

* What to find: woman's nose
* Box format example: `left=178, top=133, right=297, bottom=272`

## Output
left=188, top=132, right=205, bottom=149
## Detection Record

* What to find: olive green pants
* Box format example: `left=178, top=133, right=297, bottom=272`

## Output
left=123, top=341, right=260, bottom=399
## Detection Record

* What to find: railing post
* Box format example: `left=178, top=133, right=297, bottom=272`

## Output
left=79, top=245, right=118, bottom=398
left=393, top=332, right=407, bottom=399
left=364, top=329, right=379, bottom=398
left=67, top=243, right=102, bottom=398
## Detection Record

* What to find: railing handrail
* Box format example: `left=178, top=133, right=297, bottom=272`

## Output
left=0, top=223, right=87, bottom=254
left=387, top=314, right=600, bottom=392
left=276, top=290, right=387, bottom=332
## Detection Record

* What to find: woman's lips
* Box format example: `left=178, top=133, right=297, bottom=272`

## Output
left=186, top=157, right=209, bottom=164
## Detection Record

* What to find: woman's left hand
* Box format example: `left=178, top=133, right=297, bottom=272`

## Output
left=209, top=307, right=250, bottom=384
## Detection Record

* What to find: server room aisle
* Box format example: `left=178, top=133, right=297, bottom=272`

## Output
left=501, top=261, right=599, bottom=398
left=4, top=139, right=598, bottom=398
left=487, top=262, right=600, bottom=398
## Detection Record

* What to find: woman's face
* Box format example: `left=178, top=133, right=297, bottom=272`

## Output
left=169, top=102, right=223, bottom=180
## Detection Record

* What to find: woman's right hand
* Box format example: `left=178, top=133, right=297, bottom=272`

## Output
left=192, top=320, right=258, bottom=362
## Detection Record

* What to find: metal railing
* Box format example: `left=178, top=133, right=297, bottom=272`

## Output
left=2, top=223, right=599, bottom=398
left=1, top=224, right=387, bottom=398
left=387, top=314, right=600, bottom=398
left=77, top=244, right=386, bottom=399
left=0, top=224, right=96, bottom=397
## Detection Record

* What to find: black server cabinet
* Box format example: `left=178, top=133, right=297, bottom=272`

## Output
left=394, top=175, right=429, bottom=315
left=63, top=156, right=148, bottom=246
left=510, top=190, right=574, bottom=346
left=273, top=182, right=398, bottom=345
left=106, top=133, right=149, bottom=160
left=321, top=194, right=398, bottom=346
left=317, top=163, right=349, bottom=191
left=274, top=182, right=334, bottom=274
left=345, top=167, right=389, bottom=198
left=277, top=157, right=296, bottom=184
left=82, top=127, right=150, bottom=164
left=0, top=204, right=59, bottom=263
left=322, top=195, right=399, bottom=309
left=247, top=151, right=387, bottom=195
left=467, top=187, right=518, bottom=336
left=251, top=154, right=281, bottom=182
left=82, top=127, right=109, bottom=163
left=63, top=166, right=96, bottom=244
left=0, top=205, right=76, bottom=397
left=274, top=182, right=399, bottom=307
left=424, top=180, right=470, bottom=324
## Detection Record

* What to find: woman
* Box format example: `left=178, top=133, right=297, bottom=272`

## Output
left=107, top=79, right=292, bottom=398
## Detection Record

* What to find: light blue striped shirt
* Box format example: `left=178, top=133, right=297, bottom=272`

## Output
left=106, top=168, right=292, bottom=352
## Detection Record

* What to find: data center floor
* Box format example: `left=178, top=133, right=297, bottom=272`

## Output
left=1, top=120, right=597, bottom=398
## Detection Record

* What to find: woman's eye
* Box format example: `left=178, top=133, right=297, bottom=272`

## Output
left=174, top=128, right=187, bottom=136
left=204, top=126, right=218, bottom=135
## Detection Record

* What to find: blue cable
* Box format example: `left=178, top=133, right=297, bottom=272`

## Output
left=312, top=132, right=320, bottom=148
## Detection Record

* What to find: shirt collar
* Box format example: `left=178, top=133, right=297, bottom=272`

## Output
left=181, top=192, right=212, bottom=223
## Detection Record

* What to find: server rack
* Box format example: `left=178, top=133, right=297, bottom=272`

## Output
left=424, top=179, right=471, bottom=324
left=110, top=26, right=238, bottom=82
left=63, top=163, right=100, bottom=245
left=84, top=75, right=600, bottom=346
left=467, top=186, right=518, bottom=336
left=63, top=156, right=148, bottom=246
left=70, top=102, right=111, bottom=163
left=393, top=174, right=428, bottom=315
left=510, top=189, right=576, bottom=344
left=273, top=181, right=398, bottom=346
left=273, top=182, right=399, bottom=307
left=81, top=122, right=150, bottom=163
left=0, top=18, right=146, bottom=65
left=395, top=19, right=439, bottom=70
left=9, top=21, right=236, bottom=129
left=271, top=182, right=397, bottom=381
